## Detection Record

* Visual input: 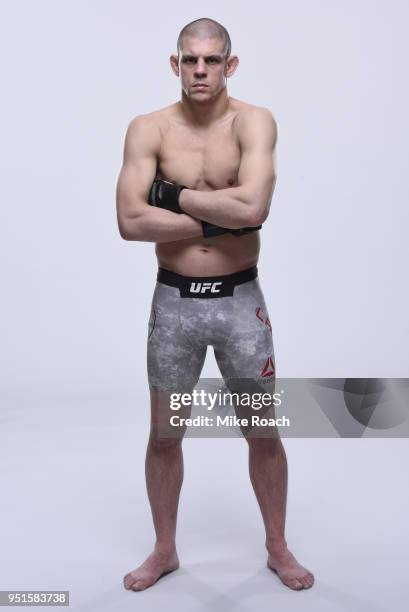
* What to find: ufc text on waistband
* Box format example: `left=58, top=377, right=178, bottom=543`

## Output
left=157, top=266, right=258, bottom=298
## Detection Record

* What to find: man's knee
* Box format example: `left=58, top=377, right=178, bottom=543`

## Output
left=148, top=431, right=184, bottom=451
left=246, top=435, right=283, bottom=454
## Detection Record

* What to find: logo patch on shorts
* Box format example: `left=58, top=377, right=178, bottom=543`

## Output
left=255, top=307, right=272, bottom=332
left=259, top=356, right=275, bottom=378
left=189, top=281, right=222, bottom=294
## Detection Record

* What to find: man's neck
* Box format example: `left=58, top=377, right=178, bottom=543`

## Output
left=178, top=88, right=230, bottom=127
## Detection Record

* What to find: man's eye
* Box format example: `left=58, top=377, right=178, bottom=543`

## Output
left=183, top=58, right=196, bottom=64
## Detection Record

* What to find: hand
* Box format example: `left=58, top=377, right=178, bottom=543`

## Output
left=201, top=221, right=263, bottom=238
left=148, top=179, right=186, bottom=214
left=229, top=225, right=262, bottom=237
left=201, top=221, right=230, bottom=238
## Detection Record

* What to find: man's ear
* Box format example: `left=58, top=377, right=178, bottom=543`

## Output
left=225, top=55, right=239, bottom=78
left=170, top=55, right=179, bottom=76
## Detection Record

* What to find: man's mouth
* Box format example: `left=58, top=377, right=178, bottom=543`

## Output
left=192, top=83, right=208, bottom=88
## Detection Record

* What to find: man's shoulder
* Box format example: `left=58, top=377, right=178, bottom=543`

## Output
left=128, top=103, right=177, bottom=131
left=230, top=100, right=278, bottom=149
left=231, top=99, right=278, bottom=130
left=124, top=104, right=177, bottom=152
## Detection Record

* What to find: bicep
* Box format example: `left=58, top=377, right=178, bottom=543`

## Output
left=116, top=117, right=159, bottom=228
left=237, top=109, right=278, bottom=221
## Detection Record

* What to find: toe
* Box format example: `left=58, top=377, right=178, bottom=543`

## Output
left=289, top=579, right=303, bottom=590
left=306, top=573, right=315, bottom=587
left=300, top=576, right=311, bottom=589
left=131, top=580, right=146, bottom=591
left=123, top=575, right=134, bottom=589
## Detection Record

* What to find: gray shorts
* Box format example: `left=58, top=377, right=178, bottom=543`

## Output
left=147, top=266, right=275, bottom=393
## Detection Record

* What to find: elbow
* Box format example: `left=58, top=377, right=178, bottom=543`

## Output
left=117, top=218, right=141, bottom=241
left=247, top=207, right=265, bottom=228
left=244, top=196, right=269, bottom=227
left=246, top=177, right=275, bottom=227
left=117, top=218, right=132, bottom=240
left=116, top=192, right=146, bottom=240
left=256, top=207, right=269, bottom=226
left=119, top=228, right=133, bottom=241
left=248, top=195, right=273, bottom=226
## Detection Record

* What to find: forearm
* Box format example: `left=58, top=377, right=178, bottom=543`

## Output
left=179, top=186, right=257, bottom=229
left=119, top=206, right=203, bottom=243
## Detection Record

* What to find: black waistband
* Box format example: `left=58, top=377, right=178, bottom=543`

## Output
left=157, top=265, right=258, bottom=298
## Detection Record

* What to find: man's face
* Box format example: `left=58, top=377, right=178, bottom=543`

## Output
left=174, top=36, right=229, bottom=100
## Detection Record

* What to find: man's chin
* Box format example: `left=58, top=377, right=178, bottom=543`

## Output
left=188, top=89, right=212, bottom=100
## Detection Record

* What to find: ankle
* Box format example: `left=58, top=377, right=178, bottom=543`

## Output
left=266, top=538, right=287, bottom=554
left=154, top=540, right=177, bottom=555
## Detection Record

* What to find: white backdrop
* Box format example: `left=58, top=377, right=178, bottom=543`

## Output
left=0, top=2, right=408, bottom=610
left=1, top=0, right=408, bottom=405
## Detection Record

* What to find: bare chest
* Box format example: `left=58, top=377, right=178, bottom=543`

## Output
left=157, top=120, right=241, bottom=190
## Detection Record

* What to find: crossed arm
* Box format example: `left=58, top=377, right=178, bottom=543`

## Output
left=116, top=108, right=277, bottom=242
left=179, top=109, right=277, bottom=228
left=116, top=116, right=201, bottom=242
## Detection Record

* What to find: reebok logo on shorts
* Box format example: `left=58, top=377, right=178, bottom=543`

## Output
left=255, top=307, right=272, bottom=332
left=260, top=356, right=275, bottom=378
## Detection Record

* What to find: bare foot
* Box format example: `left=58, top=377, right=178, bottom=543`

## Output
left=267, top=545, right=314, bottom=590
left=123, top=548, right=180, bottom=591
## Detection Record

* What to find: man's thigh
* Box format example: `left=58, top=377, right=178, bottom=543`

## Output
left=147, top=282, right=207, bottom=393
left=147, top=282, right=207, bottom=440
left=213, top=278, right=278, bottom=438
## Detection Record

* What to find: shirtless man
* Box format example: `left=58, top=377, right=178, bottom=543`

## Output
left=116, top=17, right=314, bottom=592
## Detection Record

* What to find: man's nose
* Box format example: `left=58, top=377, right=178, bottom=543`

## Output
left=194, top=59, right=207, bottom=76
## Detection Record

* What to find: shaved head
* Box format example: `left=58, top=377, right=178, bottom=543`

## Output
left=177, top=17, right=231, bottom=57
